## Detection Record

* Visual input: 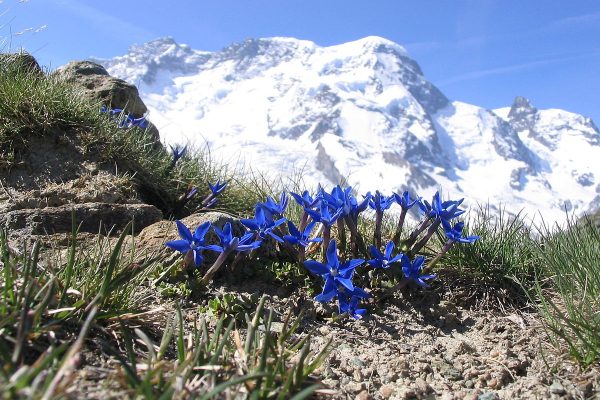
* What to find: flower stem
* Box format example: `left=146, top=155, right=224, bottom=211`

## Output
left=337, top=218, right=347, bottom=262
left=201, top=249, right=233, bottom=285
left=392, top=208, right=408, bottom=246
left=405, top=217, right=432, bottom=249
left=322, top=225, right=331, bottom=261
left=423, top=240, right=454, bottom=274
left=410, top=219, right=440, bottom=256
left=344, top=215, right=367, bottom=257
left=374, top=210, right=383, bottom=249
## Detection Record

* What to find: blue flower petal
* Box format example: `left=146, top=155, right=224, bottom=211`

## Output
left=304, top=260, right=329, bottom=275
left=165, top=239, right=191, bottom=253
left=175, top=220, right=193, bottom=243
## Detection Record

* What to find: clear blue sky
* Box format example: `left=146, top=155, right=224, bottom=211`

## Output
left=3, top=0, right=599, bottom=123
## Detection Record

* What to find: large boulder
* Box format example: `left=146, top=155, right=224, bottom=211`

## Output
left=0, top=51, right=43, bottom=75
left=53, top=61, right=148, bottom=117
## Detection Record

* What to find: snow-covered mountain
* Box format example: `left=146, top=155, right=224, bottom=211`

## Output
left=94, top=36, right=600, bottom=223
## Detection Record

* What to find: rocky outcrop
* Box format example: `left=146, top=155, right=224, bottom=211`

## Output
left=0, top=202, right=162, bottom=237
left=52, top=61, right=148, bottom=117
left=0, top=51, right=43, bottom=75
left=1, top=53, right=167, bottom=242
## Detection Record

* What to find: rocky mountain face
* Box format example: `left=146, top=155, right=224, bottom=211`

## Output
left=94, top=36, right=600, bottom=223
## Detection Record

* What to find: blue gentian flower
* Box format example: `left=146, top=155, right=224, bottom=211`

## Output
left=305, top=201, right=343, bottom=227
left=419, top=191, right=465, bottom=223
left=131, top=116, right=148, bottom=128
left=165, top=220, right=223, bottom=266
left=170, top=145, right=187, bottom=163
left=185, top=187, right=198, bottom=200
left=290, top=190, right=320, bottom=209
left=351, top=192, right=371, bottom=220
left=327, top=185, right=354, bottom=215
left=394, top=191, right=419, bottom=210
left=442, top=220, right=480, bottom=244
left=283, top=220, right=322, bottom=248
left=198, top=180, right=227, bottom=210
left=401, top=254, right=436, bottom=288
left=213, top=222, right=263, bottom=252
left=209, top=180, right=227, bottom=196
left=339, top=295, right=367, bottom=320
left=369, top=190, right=395, bottom=213
left=241, top=206, right=286, bottom=242
left=367, top=241, right=403, bottom=269
left=101, top=106, right=148, bottom=128
left=303, top=240, right=364, bottom=302
left=260, top=192, right=288, bottom=221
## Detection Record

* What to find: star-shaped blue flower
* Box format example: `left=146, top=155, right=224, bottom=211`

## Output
left=209, top=180, right=227, bottom=196
left=260, top=192, right=288, bottom=221
left=419, top=191, right=465, bottom=223
left=401, top=254, right=436, bottom=288
left=213, top=222, right=263, bottom=252
left=170, top=145, right=187, bottom=163
left=442, top=220, right=480, bottom=244
left=241, top=206, right=286, bottom=242
left=305, top=201, right=343, bottom=227
left=339, top=295, right=367, bottom=320
left=283, top=220, right=322, bottom=248
left=290, top=190, right=320, bottom=209
left=165, top=220, right=223, bottom=266
left=367, top=241, right=403, bottom=269
left=394, top=190, right=419, bottom=210
left=304, top=240, right=364, bottom=302
left=369, top=190, right=395, bottom=213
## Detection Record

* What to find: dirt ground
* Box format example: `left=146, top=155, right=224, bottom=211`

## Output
left=65, top=273, right=599, bottom=400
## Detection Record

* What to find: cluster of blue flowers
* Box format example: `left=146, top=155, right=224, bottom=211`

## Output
left=165, top=184, right=479, bottom=320
left=100, top=105, right=149, bottom=129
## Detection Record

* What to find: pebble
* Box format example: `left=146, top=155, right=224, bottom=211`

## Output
left=346, top=381, right=364, bottom=393
left=318, top=326, right=330, bottom=335
left=350, top=357, right=365, bottom=368
left=477, top=392, right=499, bottom=400
left=549, top=381, right=566, bottom=395
left=379, top=384, right=395, bottom=399
left=354, top=390, right=372, bottom=400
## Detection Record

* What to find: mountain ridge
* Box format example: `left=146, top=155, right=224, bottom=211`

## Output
left=93, top=36, right=600, bottom=223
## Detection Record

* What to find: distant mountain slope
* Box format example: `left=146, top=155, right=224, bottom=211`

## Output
left=94, top=37, right=600, bottom=223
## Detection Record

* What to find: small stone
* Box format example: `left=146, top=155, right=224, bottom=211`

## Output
left=489, top=350, right=500, bottom=358
left=350, top=357, right=365, bottom=368
left=355, top=390, right=372, bottom=400
left=414, top=377, right=433, bottom=394
left=346, top=382, right=365, bottom=393
left=550, top=381, right=566, bottom=395
left=488, top=378, right=502, bottom=390
left=397, top=387, right=417, bottom=399
left=318, top=326, right=330, bottom=335
left=477, top=392, right=499, bottom=400
left=379, top=384, right=395, bottom=399
left=464, top=380, right=475, bottom=389
left=440, top=362, right=463, bottom=381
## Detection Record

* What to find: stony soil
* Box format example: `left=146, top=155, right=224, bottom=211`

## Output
left=64, top=274, right=600, bottom=400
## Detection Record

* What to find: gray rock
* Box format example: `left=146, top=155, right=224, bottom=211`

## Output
left=53, top=61, right=148, bottom=118
left=439, top=362, right=463, bottom=381
left=0, top=202, right=162, bottom=236
left=549, top=381, right=566, bottom=395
